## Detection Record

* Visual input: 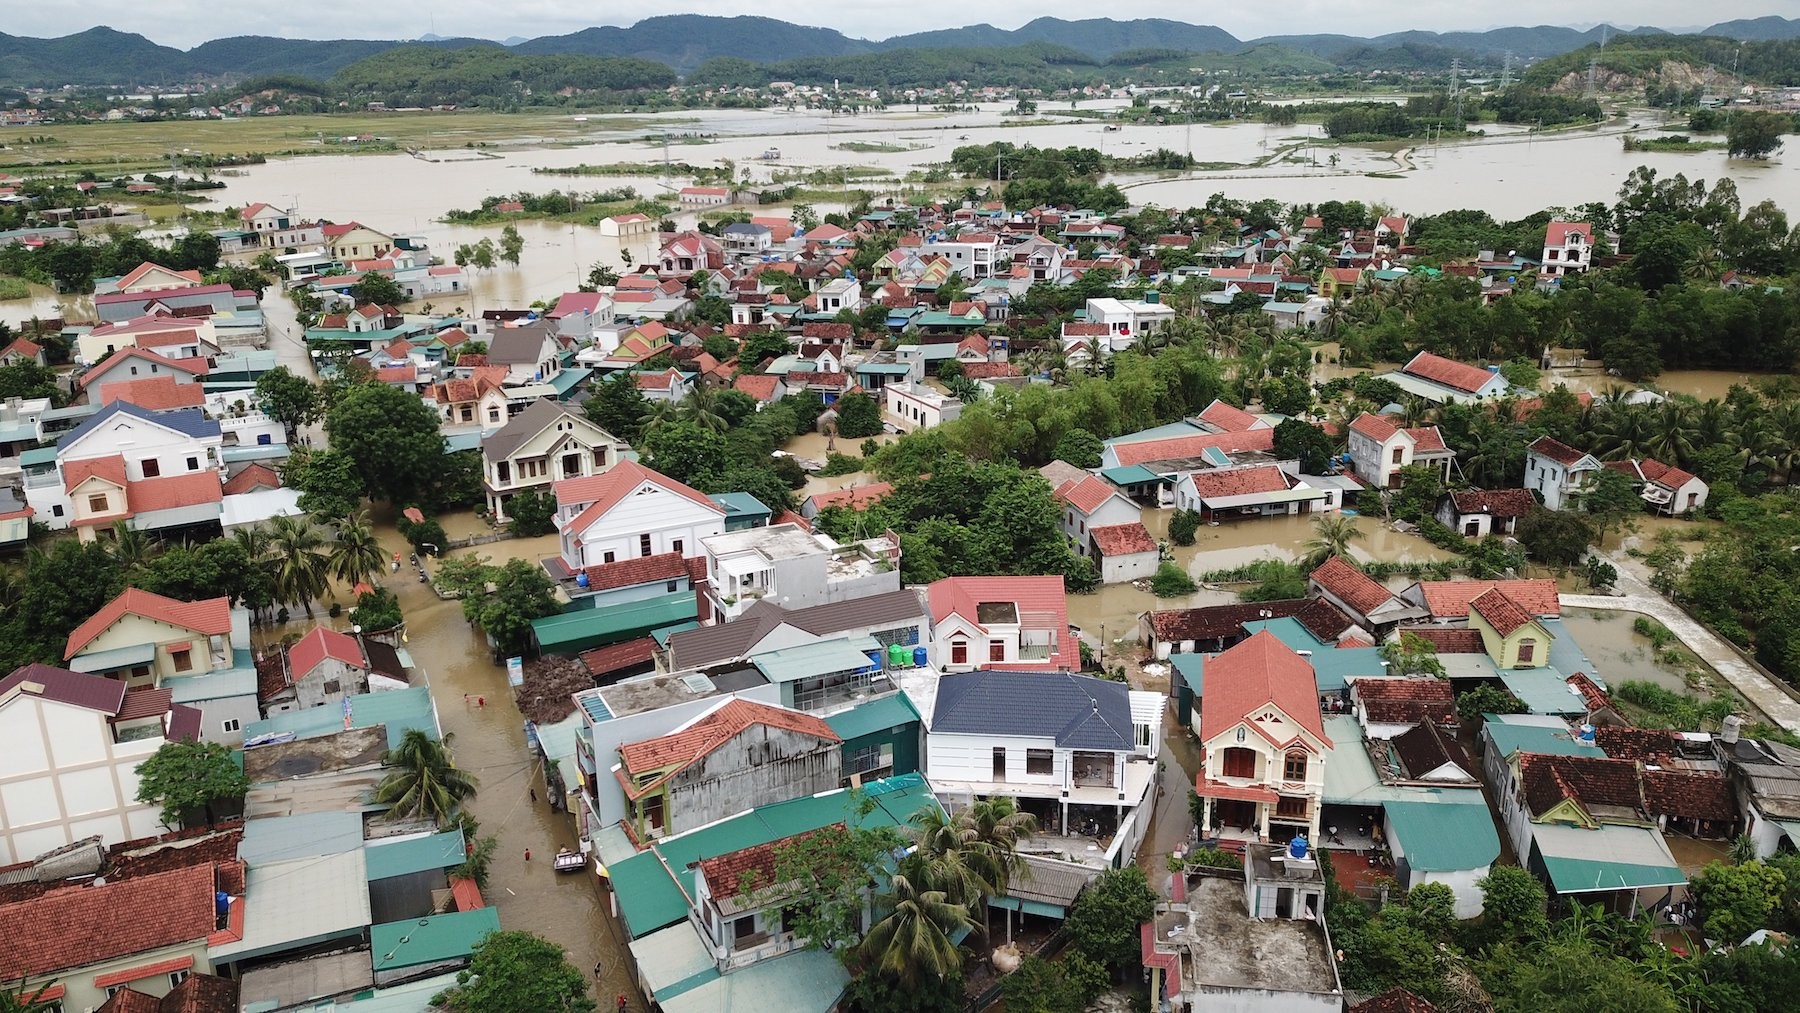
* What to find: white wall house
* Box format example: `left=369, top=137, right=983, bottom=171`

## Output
left=555, top=459, right=726, bottom=571
left=1525, top=436, right=1603, bottom=511
left=1050, top=474, right=1142, bottom=556
left=1083, top=298, right=1177, bottom=352
left=21, top=403, right=223, bottom=539
left=0, top=664, right=201, bottom=864
left=915, top=669, right=1161, bottom=868
left=1541, top=220, right=1593, bottom=278
left=1347, top=412, right=1454, bottom=490
left=701, top=523, right=901, bottom=622
left=882, top=382, right=963, bottom=432
left=922, top=232, right=1003, bottom=279
left=481, top=399, right=622, bottom=523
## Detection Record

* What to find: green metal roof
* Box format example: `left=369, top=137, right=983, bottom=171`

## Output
left=1100, top=464, right=1165, bottom=486
left=1240, top=618, right=1387, bottom=693
left=67, top=642, right=155, bottom=673
left=611, top=774, right=938, bottom=939
left=19, top=446, right=57, bottom=466
left=240, top=686, right=438, bottom=751
left=1541, top=855, right=1688, bottom=893
left=365, top=829, right=467, bottom=881
left=548, top=366, right=593, bottom=398
left=1171, top=654, right=1206, bottom=695
left=708, top=491, right=772, bottom=520
left=826, top=692, right=919, bottom=743
left=1382, top=800, right=1499, bottom=872
left=531, top=593, right=697, bottom=654
left=751, top=636, right=881, bottom=684
left=652, top=621, right=700, bottom=648
left=1499, top=669, right=1586, bottom=716
left=855, top=362, right=913, bottom=374
left=370, top=907, right=501, bottom=973
left=660, top=948, right=849, bottom=1013
left=911, top=311, right=984, bottom=328
left=629, top=923, right=720, bottom=1002
left=443, top=430, right=482, bottom=453
left=1483, top=719, right=1605, bottom=760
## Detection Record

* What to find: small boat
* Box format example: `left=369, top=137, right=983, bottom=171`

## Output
left=553, top=848, right=586, bottom=873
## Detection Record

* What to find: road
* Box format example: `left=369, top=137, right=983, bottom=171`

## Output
left=1562, top=562, right=1800, bottom=733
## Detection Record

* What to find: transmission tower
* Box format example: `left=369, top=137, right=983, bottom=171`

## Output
left=1500, top=50, right=1514, bottom=90
left=1449, top=58, right=1463, bottom=123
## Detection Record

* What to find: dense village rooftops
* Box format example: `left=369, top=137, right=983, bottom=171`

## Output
left=1354, top=678, right=1454, bottom=725
left=666, top=588, right=926, bottom=671
left=1146, top=598, right=1355, bottom=645
left=1107, top=428, right=1276, bottom=469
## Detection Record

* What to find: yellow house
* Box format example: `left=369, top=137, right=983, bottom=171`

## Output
left=1468, top=587, right=1552, bottom=669
left=1319, top=266, right=1363, bottom=300
left=323, top=222, right=395, bottom=262
left=65, top=587, right=236, bottom=688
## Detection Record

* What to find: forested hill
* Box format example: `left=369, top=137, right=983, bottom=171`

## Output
left=2, top=15, right=1800, bottom=87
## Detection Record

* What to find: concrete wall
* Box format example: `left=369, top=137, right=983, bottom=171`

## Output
left=659, top=725, right=843, bottom=835
left=0, top=697, right=166, bottom=864
left=294, top=657, right=366, bottom=710
left=561, top=488, right=722, bottom=569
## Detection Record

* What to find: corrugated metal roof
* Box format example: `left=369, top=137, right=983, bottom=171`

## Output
left=629, top=923, right=720, bottom=1001
left=825, top=692, right=919, bottom=743
left=1499, top=669, right=1585, bottom=716
left=240, top=686, right=437, bottom=750
left=1382, top=800, right=1499, bottom=872
left=1533, top=823, right=1685, bottom=893
left=213, top=851, right=370, bottom=962
left=659, top=947, right=848, bottom=1013
left=370, top=907, right=501, bottom=972
left=1482, top=719, right=1605, bottom=760
left=66, top=642, right=156, bottom=673
left=752, top=636, right=881, bottom=684
left=531, top=593, right=698, bottom=654
left=239, top=812, right=366, bottom=864
left=364, top=830, right=467, bottom=881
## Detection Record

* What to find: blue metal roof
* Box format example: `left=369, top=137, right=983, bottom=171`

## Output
left=61, top=401, right=220, bottom=447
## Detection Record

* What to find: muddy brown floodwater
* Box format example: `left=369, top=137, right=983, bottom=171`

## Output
left=254, top=526, right=640, bottom=1006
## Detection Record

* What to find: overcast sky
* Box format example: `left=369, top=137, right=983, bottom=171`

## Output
left=10, top=2, right=1793, bottom=50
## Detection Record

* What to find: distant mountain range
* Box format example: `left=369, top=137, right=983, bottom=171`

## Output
left=2, top=15, right=1798, bottom=87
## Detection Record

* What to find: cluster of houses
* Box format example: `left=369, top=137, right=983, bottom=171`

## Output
left=0, top=580, right=512, bottom=1012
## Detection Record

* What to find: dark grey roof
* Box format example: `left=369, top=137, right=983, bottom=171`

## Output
left=361, top=640, right=407, bottom=680
left=722, top=223, right=771, bottom=236
left=486, top=322, right=555, bottom=365
left=1392, top=721, right=1474, bottom=780
left=61, top=401, right=220, bottom=448
left=0, top=663, right=127, bottom=715
left=481, top=398, right=582, bottom=462
left=932, top=670, right=1134, bottom=751
left=1003, top=855, right=1097, bottom=909
left=668, top=589, right=927, bottom=671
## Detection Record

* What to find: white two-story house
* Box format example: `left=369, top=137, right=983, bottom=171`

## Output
left=23, top=402, right=224, bottom=540
left=1347, top=412, right=1454, bottom=490
left=1525, top=436, right=1602, bottom=511
left=487, top=322, right=563, bottom=388
left=554, top=460, right=726, bottom=571
left=916, top=669, right=1162, bottom=867
left=922, top=231, right=1003, bottom=280
left=701, top=523, right=902, bottom=622
left=1189, top=630, right=1331, bottom=844
left=1051, top=474, right=1141, bottom=552
left=481, top=399, right=623, bottom=523
left=1541, top=220, right=1593, bottom=278
left=927, top=576, right=1075, bottom=673
left=1082, top=298, right=1177, bottom=353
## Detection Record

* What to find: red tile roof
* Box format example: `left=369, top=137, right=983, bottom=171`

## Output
left=1592, top=726, right=1680, bottom=763
left=67, top=588, right=233, bottom=658
left=733, top=373, right=782, bottom=402
left=961, top=362, right=1021, bottom=380
left=1198, top=399, right=1261, bottom=433
left=1447, top=489, right=1535, bottom=518
left=116, top=472, right=223, bottom=516
left=1108, top=427, right=1276, bottom=468
left=1469, top=587, right=1537, bottom=637
left=97, top=989, right=162, bottom=1013
left=1145, top=598, right=1353, bottom=645
left=1520, top=753, right=1644, bottom=819
left=113, top=687, right=174, bottom=722
left=221, top=464, right=281, bottom=496
left=802, top=323, right=853, bottom=341
left=1310, top=557, right=1396, bottom=617
left=1183, top=464, right=1291, bottom=500
left=1405, top=426, right=1447, bottom=453
left=616, top=699, right=839, bottom=793
left=579, top=637, right=658, bottom=677
left=287, top=626, right=366, bottom=680
left=1527, top=436, right=1591, bottom=468
left=1196, top=629, right=1331, bottom=747
left=1403, top=352, right=1497, bottom=395
left=1413, top=579, right=1560, bottom=619
left=1398, top=627, right=1485, bottom=654
left=1546, top=220, right=1592, bottom=246
left=1054, top=475, right=1121, bottom=515
left=1352, top=677, right=1454, bottom=725
left=554, top=460, right=723, bottom=535
left=0, top=864, right=218, bottom=980
left=1090, top=522, right=1157, bottom=556
left=1349, top=412, right=1399, bottom=442
left=1642, top=769, right=1736, bottom=822
left=806, top=482, right=894, bottom=513
left=102, top=375, right=206, bottom=410
left=1353, top=988, right=1441, bottom=1013
left=64, top=454, right=130, bottom=494
left=926, top=575, right=1073, bottom=671
left=698, top=827, right=840, bottom=899
left=580, top=552, right=687, bottom=592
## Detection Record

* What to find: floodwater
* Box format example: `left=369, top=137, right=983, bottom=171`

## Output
left=254, top=526, right=639, bottom=1005
left=1558, top=607, right=1715, bottom=695
left=1548, top=365, right=1784, bottom=402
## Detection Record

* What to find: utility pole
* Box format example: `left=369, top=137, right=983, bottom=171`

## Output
left=1450, top=58, right=1463, bottom=125
left=1500, top=50, right=1514, bottom=91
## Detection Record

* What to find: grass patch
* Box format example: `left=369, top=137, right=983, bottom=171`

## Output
left=0, top=276, right=31, bottom=300
left=831, top=140, right=926, bottom=153
left=1622, top=134, right=1727, bottom=153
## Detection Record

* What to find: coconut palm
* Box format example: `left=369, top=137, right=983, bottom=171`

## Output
left=857, top=871, right=977, bottom=989
left=375, top=730, right=478, bottom=825
left=681, top=385, right=728, bottom=434
left=327, top=509, right=386, bottom=589
left=267, top=513, right=330, bottom=618
left=106, top=521, right=158, bottom=574
left=962, top=797, right=1038, bottom=900
left=1302, top=514, right=1363, bottom=569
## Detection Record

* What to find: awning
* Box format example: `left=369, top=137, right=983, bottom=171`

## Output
left=68, top=642, right=156, bottom=673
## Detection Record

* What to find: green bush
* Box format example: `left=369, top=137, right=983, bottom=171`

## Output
left=1151, top=562, right=1197, bottom=597
left=1169, top=509, right=1202, bottom=547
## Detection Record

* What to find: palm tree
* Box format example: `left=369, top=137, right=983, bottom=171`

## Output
left=107, top=521, right=158, bottom=574
left=267, top=513, right=330, bottom=618
left=962, top=797, right=1038, bottom=900
left=857, top=872, right=976, bottom=989
left=374, top=729, right=478, bottom=825
left=681, top=385, right=728, bottom=434
left=1302, top=514, right=1362, bottom=570
left=1728, top=833, right=1758, bottom=866
left=327, top=509, right=386, bottom=589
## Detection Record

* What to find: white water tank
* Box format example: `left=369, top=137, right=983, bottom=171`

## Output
left=1722, top=715, right=1743, bottom=744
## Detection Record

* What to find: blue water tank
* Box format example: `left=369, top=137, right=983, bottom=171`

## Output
left=1578, top=723, right=1596, bottom=744
left=215, top=891, right=231, bottom=916
left=1288, top=835, right=1310, bottom=860
left=575, top=571, right=589, bottom=589
left=912, top=646, right=929, bottom=668
left=864, top=648, right=883, bottom=670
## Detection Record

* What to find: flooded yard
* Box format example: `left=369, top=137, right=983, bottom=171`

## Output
left=1558, top=607, right=1715, bottom=696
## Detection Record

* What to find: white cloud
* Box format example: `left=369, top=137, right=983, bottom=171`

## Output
left=6, top=1, right=1788, bottom=50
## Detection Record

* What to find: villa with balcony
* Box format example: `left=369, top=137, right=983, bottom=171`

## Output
left=481, top=398, right=623, bottom=523
left=701, top=523, right=901, bottom=622
left=926, top=575, right=1074, bottom=672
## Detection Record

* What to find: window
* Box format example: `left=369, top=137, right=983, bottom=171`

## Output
left=951, top=640, right=968, bottom=665
left=106, top=986, right=127, bottom=998
left=169, top=970, right=190, bottom=987
left=141, top=458, right=161, bottom=478
left=322, top=679, right=341, bottom=695
left=672, top=539, right=684, bottom=555
left=1391, top=447, right=1404, bottom=464
left=992, top=747, right=1006, bottom=781
left=1547, top=249, right=1559, bottom=260
left=1284, top=752, right=1308, bottom=781
left=187, top=456, right=199, bottom=471
left=988, top=640, right=1006, bottom=662
left=639, top=534, right=653, bottom=557
left=221, top=718, right=241, bottom=734
left=496, top=461, right=511, bottom=484
left=1517, top=640, right=1536, bottom=664
left=51, top=504, right=63, bottom=517
left=603, top=551, right=616, bottom=564
left=1221, top=746, right=1256, bottom=779
left=1026, top=749, right=1054, bottom=775
left=487, top=407, right=502, bottom=423
left=171, top=647, right=194, bottom=673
